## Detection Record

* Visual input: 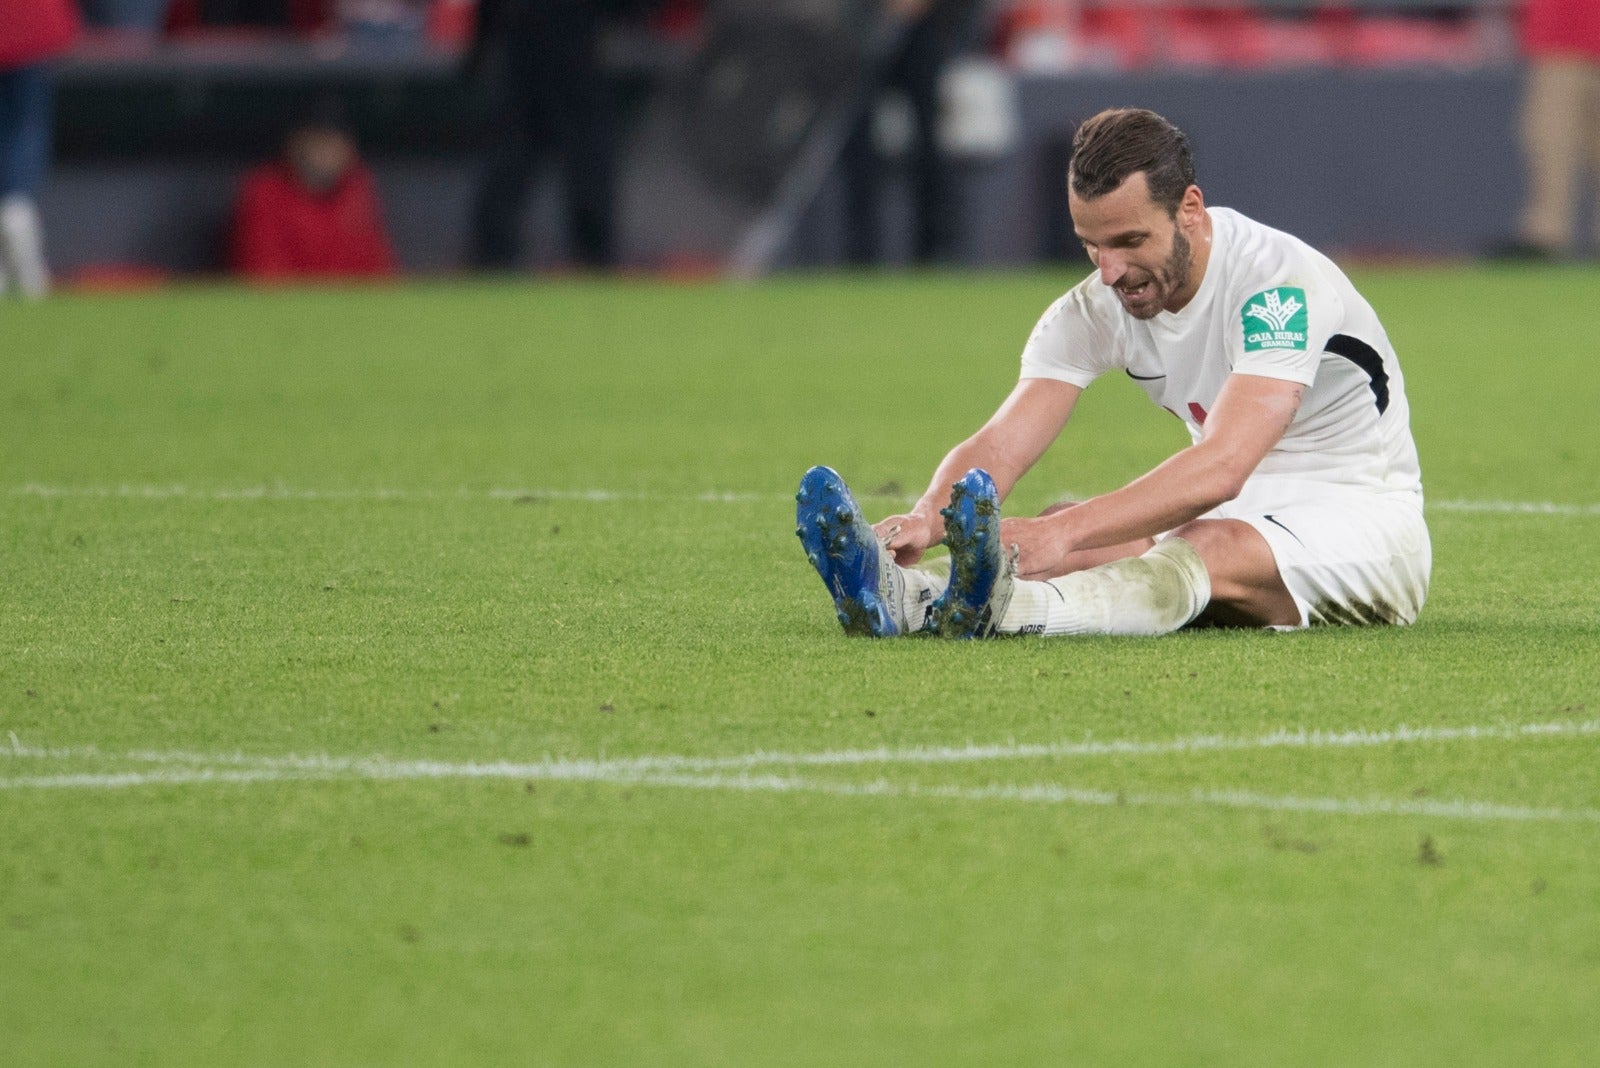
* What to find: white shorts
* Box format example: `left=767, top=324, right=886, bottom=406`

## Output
left=1199, top=477, right=1432, bottom=629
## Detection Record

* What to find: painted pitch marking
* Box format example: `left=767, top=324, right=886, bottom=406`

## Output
left=9, top=484, right=1600, bottom=516
left=6, top=719, right=1598, bottom=777
left=3, top=763, right=1597, bottom=825
left=5, top=718, right=1599, bottom=826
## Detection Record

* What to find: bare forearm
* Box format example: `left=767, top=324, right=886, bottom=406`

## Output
left=1029, top=443, right=1243, bottom=560
left=877, top=377, right=1081, bottom=565
left=911, top=421, right=1050, bottom=519
left=1014, top=374, right=1305, bottom=569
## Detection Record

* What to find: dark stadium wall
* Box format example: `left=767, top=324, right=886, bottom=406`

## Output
left=43, top=68, right=1527, bottom=275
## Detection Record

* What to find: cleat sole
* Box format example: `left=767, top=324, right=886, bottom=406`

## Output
left=930, top=468, right=1006, bottom=639
left=796, top=465, right=901, bottom=638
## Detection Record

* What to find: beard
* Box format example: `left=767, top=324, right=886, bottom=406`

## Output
left=1116, top=228, right=1194, bottom=321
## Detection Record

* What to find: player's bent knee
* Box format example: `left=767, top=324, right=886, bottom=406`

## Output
left=1170, top=519, right=1298, bottom=628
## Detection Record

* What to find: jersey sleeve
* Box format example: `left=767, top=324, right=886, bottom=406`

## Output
left=1229, top=275, right=1344, bottom=386
left=1018, top=284, right=1119, bottom=388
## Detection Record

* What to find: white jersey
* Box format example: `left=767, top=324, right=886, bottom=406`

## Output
left=1019, top=207, right=1422, bottom=498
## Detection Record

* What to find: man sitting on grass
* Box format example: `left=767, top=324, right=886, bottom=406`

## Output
left=798, top=107, right=1429, bottom=638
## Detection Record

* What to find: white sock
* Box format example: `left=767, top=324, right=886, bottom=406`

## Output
left=898, top=558, right=946, bottom=633
left=997, top=538, right=1211, bottom=636
left=0, top=195, right=50, bottom=300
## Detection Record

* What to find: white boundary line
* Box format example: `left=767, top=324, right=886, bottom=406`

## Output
left=5, top=483, right=780, bottom=504
left=2, top=765, right=1596, bottom=824
left=7, top=718, right=1598, bottom=776
left=8, top=484, right=1600, bottom=516
left=1431, top=499, right=1600, bottom=516
left=6, top=718, right=1599, bottom=823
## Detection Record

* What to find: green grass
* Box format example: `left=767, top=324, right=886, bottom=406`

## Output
left=3, top=268, right=1598, bottom=1065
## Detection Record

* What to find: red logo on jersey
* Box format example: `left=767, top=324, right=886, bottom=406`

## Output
left=1162, top=402, right=1210, bottom=425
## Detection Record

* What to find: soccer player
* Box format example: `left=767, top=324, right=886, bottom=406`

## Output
left=797, top=107, right=1429, bottom=638
left=0, top=0, right=78, bottom=299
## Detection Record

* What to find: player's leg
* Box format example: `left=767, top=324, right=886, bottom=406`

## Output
left=1518, top=57, right=1586, bottom=252
left=0, top=64, right=56, bottom=299
left=933, top=469, right=1211, bottom=638
left=1584, top=64, right=1600, bottom=250
left=1215, top=494, right=1430, bottom=627
left=1166, top=518, right=1299, bottom=628
left=469, top=84, right=547, bottom=270
left=796, top=466, right=943, bottom=636
left=0, top=69, right=13, bottom=294
left=555, top=70, right=616, bottom=269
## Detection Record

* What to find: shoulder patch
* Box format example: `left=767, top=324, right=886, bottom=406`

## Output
left=1241, top=287, right=1308, bottom=353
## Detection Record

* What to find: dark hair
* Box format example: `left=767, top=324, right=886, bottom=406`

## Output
left=1068, top=108, right=1196, bottom=215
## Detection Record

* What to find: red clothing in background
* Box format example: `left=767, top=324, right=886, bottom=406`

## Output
left=0, top=0, right=81, bottom=68
left=1524, top=0, right=1600, bottom=60
left=229, top=161, right=397, bottom=280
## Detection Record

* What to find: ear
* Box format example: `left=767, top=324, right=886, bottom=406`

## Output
left=1178, top=184, right=1206, bottom=230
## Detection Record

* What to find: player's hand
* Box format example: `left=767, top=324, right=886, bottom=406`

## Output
left=874, top=511, right=942, bottom=566
left=999, top=515, right=1070, bottom=581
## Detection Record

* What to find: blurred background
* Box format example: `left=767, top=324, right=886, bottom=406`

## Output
left=3, top=0, right=1594, bottom=292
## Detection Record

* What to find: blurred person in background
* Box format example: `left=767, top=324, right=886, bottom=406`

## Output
left=843, top=0, right=981, bottom=266
left=1503, top=0, right=1600, bottom=258
left=229, top=104, right=398, bottom=281
left=0, top=0, right=79, bottom=300
left=465, top=0, right=656, bottom=271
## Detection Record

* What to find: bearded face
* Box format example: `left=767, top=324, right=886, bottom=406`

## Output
left=1069, top=172, right=1208, bottom=320
left=1109, top=226, right=1194, bottom=321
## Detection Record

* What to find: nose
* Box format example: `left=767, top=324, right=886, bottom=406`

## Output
left=1097, top=250, right=1127, bottom=287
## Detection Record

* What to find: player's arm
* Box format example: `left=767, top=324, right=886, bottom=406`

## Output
left=876, top=377, right=1081, bottom=565
left=999, top=373, right=1304, bottom=577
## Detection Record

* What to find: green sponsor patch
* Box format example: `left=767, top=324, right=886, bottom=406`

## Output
left=1241, top=287, right=1308, bottom=353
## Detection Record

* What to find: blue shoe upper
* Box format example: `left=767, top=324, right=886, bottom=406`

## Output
left=795, top=466, right=900, bottom=637
left=931, top=468, right=1004, bottom=639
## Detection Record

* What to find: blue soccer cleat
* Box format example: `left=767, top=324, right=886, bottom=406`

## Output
left=795, top=466, right=906, bottom=637
left=930, top=468, right=1014, bottom=639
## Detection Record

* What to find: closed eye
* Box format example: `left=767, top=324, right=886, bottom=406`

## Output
left=1078, top=232, right=1148, bottom=253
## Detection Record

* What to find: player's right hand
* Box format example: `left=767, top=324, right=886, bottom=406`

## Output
left=874, top=511, right=942, bottom=566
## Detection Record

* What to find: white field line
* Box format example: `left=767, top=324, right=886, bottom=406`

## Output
left=4, top=719, right=1600, bottom=826
left=1431, top=499, right=1600, bottom=516
left=2, top=763, right=1596, bottom=824
left=6, top=483, right=783, bottom=504
left=8, top=484, right=1600, bottom=516
left=10, top=718, right=1595, bottom=776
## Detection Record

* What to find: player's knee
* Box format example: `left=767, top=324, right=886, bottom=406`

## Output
left=1167, top=520, right=1296, bottom=626
left=1167, top=519, right=1237, bottom=562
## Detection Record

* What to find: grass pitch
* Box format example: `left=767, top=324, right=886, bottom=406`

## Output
left=3, top=268, right=1598, bottom=1065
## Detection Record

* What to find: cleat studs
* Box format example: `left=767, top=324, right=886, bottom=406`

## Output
left=832, top=534, right=849, bottom=550
left=835, top=506, right=853, bottom=523
left=836, top=610, right=851, bottom=626
left=795, top=526, right=805, bottom=538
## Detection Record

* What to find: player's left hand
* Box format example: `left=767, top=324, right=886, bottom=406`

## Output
left=999, top=515, right=1070, bottom=581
